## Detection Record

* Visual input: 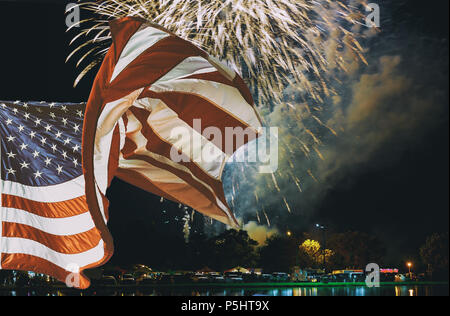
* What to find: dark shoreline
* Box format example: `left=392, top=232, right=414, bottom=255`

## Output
left=1, top=281, right=448, bottom=292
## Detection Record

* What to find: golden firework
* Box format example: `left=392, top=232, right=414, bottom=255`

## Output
left=68, top=0, right=368, bottom=106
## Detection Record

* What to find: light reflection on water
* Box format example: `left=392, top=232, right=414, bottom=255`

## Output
left=1, top=285, right=448, bottom=296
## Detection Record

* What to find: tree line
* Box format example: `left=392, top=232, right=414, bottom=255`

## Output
left=1, top=230, right=448, bottom=286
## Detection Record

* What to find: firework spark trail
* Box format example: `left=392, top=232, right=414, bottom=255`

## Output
left=312, top=115, right=338, bottom=136
left=282, top=196, right=292, bottom=213
left=307, top=169, right=319, bottom=183
left=69, top=0, right=367, bottom=106
left=183, top=211, right=191, bottom=243
left=254, top=192, right=259, bottom=204
left=271, top=173, right=281, bottom=193
left=313, top=146, right=325, bottom=161
left=68, top=0, right=371, bottom=230
left=256, top=210, right=261, bottom=224
left=263, top=208, right=271, bottom=227
left=291, top=173, right=303, bottom=193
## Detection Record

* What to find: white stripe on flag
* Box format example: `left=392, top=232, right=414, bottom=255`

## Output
left=149, top=79, right=260, bottom=128
left=118, top=158, right=233, bottom=223
left=0, top=238, right=105, bottom=271
left=119, top=159, right=185, bottom=184
left=110, top=25, right=171, bottom=83
left=155, top=56, right=217, bottom=83
left=122, top=123, right=225, bottom=195
left=1, top=176, right=85, bottom=203
left=94, top=90, right=142, bottom=195
left=1, top=208, right=95, bottom=236
left=94, top=185, right=108, bottom=224
left=132, top=100, right=227, bottom=179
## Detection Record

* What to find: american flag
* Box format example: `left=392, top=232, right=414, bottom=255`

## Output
left=0, top=100, right=105, bottom=288
left=83, top=16, right=261, bottom=257
left=0, top=16, right=261, bottom=288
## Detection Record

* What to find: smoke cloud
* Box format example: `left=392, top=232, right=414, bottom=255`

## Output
left=216, top=3, right=448, bottom=237
left=242, top=221, right=279, bottom=246
left=219, top=47, right=447, bottom=234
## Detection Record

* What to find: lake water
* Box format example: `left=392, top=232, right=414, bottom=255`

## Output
left=1, top=285, right=448, bottom=296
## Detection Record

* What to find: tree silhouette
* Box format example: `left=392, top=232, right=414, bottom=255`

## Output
left=327, top=231, right=386, bottom=268
left=420, top=232, right=449, bottom=280
left=259, top=235, right=299, bottom=272
left=206, top=230, right=258, bottom=271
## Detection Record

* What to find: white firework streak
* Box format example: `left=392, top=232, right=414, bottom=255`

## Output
left=68, top=0, right=369, bottom=106
left=67, top=0, right=374, bottom=228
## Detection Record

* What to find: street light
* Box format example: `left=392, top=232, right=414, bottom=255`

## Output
left=315, top=224, right=327, bottom=272
left=407, top=262, right=413, bottom=279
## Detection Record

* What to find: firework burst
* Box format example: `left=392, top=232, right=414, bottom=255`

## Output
left=68, top=0, right=368, bottom=105
left=68, top=0, right=375, bottom=229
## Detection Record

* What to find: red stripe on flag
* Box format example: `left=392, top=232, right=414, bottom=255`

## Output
left=1, top=194, right=89, bottom=218
left=140, top=89, right=258, bottom=154
left=1, top=253, right=90, bottom=289
left=125, top=107, right=229, bottom=204
left=104, top=36, right=208, bottom=104
left=2, top=222, right=102, bottom=255
left=116, top=168, right=235, bottom=225
left=108, top=125, right=122, bottom=187
left=116, top=168, right=182, bottom=204
left=184, top=71, right=254, bottom=106
left=123, top=151, right=228, bottom=210
left=109, top=17, right=144, bottom=64
left=82, top=39, right=116, bottom=276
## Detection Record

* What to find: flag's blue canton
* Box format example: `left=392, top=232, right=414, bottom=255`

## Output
left=0, top=101, right=85, bottom=187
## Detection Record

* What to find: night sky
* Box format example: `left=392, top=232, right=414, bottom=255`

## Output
left=0, top=0, right=448, bottom=266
